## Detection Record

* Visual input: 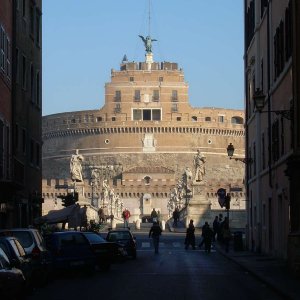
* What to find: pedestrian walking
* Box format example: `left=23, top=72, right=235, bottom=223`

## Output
left=151, top=208, right=158, bottom=223
left=122, top=208, right=131, bottom=228
left=157, top=210, right=161, bottom=225
left=222, top=219, right=231, bottom=252
left=185, top=220, right=196, bottom=250
left=212, top=216, right=219, bottom=242
left=203, top=223, right=214, bottom=253
left=199, top=221, right=209, bottom=248
left=149, top=221, right=162, bottom=254
left=173, top=207, right=179, bottom=227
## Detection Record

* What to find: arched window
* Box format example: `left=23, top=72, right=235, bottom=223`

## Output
left=144, top=176, right=151, bottom=185
left=231, top=116, right=244, bottom=124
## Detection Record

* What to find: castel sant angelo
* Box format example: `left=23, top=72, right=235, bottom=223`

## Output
left=42, top=34, right=246, bottom=228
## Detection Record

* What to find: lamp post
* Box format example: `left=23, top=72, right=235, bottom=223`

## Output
left=227, top=143, right=253, bottom=164
left=253, top=88, right=293, bottom=120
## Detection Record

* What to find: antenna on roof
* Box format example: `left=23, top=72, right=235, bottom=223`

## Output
left=148, top=0, right=151, bottom=36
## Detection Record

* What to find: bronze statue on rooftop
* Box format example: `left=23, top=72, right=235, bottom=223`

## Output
left=139, top=35, right=157, bottom=53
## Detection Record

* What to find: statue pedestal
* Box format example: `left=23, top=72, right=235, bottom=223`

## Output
left=185, top=182, right=211, bottom=227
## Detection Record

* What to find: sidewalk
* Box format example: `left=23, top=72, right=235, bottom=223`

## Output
left=215, top=242, right=300, bottom=300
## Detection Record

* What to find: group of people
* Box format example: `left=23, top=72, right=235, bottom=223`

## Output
left=212, top=214, right=231, bottom=252
left=150, top=208, right=161, bottom=224
left=184, top=214, right=231, bottom=253
left=184, top=219, right=214, bottom=252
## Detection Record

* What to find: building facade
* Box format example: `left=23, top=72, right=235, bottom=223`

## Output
left=42, top=46, right=246, bottom=227
left=244, top=0, right=300, bottom=262
left=0, top=0, right=42, bottom=229
left=0, top=0, right=13, bottom=228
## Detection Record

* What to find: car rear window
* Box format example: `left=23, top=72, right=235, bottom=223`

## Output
left=84, top=233, right=106, bottom=244
left=10, top=232, right=33, bottom=248
left=107, top=232, right=131, bottom=241
left=58, top=233, right=88, bottom=247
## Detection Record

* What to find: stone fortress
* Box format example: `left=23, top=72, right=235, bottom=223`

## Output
left=42, top=36, right=246, bottom=228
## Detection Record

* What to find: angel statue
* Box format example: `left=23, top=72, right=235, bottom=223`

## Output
left=138, top=35, right=157, bottom=53
left=70, top=149, right=84, bottom=182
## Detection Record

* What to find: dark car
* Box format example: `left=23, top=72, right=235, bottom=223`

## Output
left=0, top=248, right=26, bottom=300
left=44, top=231, right=95, bottom=273
left=82, top=232, right=126, bottom=271
left=106, top=229, right=137, bottom=259
left=0, top=236, right=33, bottom=291
left=0, top=228, right=52, bottom=285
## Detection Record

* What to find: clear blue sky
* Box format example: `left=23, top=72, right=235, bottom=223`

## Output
left=42, top=0, right=244, bottom=116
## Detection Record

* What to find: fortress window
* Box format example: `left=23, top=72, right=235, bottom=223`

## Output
left=71, top=118, right=75, bottom=123
left=152, top=90, right=159, bottom=101
left=205, top=117, right=211, bottom=122
left=144, top=176, right=151, bottom=185
left=159, top=76, right=163, bottom=82
left=134, top=90, right=140, bottom=101
left=114, top=90, right=121, bottom=102
left=133, top=110, right=142, bottom=120
left=231, top=116, right=244, bottom=124
left=111, top=117, right=116, bottom=121
left=114, top=103, right=121, bottom=113
left=96, top=117, right=102, bottom=122
left=171, top=90, right=178, bottom=101
left=171, top=104, right=178, bottom=112
left=143, top=110, right=151, bottom=120
left=218, top=115, right=225, bottom=123
left=152, top=109, right=161, bottom=121
left=130, top=77, right=134, bottom=82
left=192, top=116, right=197, bottom=121
left=133, top=109, right=161, bottom=121
left=176, top=117, right=181, bottom=121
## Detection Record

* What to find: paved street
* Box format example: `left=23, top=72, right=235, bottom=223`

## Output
left=27, top=233, right=284, bottom=300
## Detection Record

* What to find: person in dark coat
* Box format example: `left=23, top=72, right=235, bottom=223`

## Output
left=212, top=216, right=219, bottom=242
left=149, top=221, right=162, bottom=254
left=199, top=221, right=209, bottom=248
left=203, top=223, right=214, bottom=253
left=173, top=208, right=179, bottom=227
left=185, top=220, right=196, bottom=250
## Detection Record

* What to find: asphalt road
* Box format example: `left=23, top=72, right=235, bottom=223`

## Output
left=27, top=233, right=284, bottom=300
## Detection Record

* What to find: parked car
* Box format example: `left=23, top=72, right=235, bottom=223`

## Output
left=0, top=236, right=33, bottom=291
left=82, top=232, right=126, bottom=270
left=106, top=229, right=137, bottom=259
left=44, top=231, right=95, bottom=273
left=0, top=228, right=52, bottom=285
left=0, top=248, right=26, bottom=300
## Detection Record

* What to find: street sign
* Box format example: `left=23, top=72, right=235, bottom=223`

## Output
left=217, top=188, right=226, bottom=208
left=55, top=184, right=69, bottom=189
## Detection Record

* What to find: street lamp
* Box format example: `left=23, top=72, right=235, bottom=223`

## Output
left=253, top=88, right=293, bottom=120
left=227, top=143, right=253, bottom=164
